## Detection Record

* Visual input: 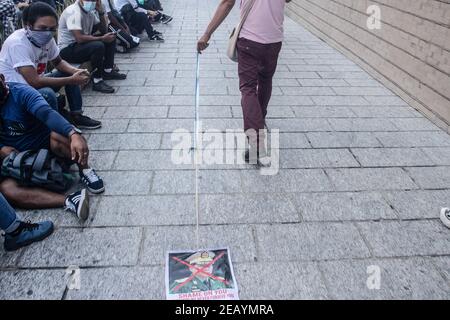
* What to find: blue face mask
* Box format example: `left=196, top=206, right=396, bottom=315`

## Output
left=82, top=1, right=96, bottom=12
left=26, top=28, right=54, bottom=47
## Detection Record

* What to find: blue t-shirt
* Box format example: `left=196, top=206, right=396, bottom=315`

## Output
left=0, top=82, right=73, bottom=149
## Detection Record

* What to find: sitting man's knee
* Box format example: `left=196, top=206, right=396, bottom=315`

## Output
left=91, top=41, right=106, bottom=53
left=38, top=87, right=58, bottom=110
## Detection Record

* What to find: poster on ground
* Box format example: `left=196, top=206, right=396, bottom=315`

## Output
left=165, top=248, right=239, bottom=300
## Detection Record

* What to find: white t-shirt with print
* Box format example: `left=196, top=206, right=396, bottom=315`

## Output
left=0, top=29, right=59, bottom=84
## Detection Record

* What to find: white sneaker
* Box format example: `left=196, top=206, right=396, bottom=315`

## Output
left=440, top=208, right=450, bottom=229
left=65, top=189, right=90, bottom=221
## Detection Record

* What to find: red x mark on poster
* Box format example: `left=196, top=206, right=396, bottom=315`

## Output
left=172, top=251, right=229, bottom=293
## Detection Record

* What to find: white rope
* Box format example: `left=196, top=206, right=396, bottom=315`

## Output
left=194, top=52, right=201, bottom=249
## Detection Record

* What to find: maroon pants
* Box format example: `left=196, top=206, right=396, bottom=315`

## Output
left=237, top=37, right=282, bottom=145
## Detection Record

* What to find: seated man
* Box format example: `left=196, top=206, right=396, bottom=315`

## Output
left=137, top=0, right=172, bottom=24
left=0, top=2, right=102, bottom=129
left=0, top=192, right=53, bottom=251
left=0, top=73, right=105, bottom=196
left=115, top=0, right=164, bottom=41
left=58, top=0, right=126, bottom=94
left=101, top=0, right=139, bottom=52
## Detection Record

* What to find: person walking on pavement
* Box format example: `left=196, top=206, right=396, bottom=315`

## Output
left=197, top=0, right=291, bottom=166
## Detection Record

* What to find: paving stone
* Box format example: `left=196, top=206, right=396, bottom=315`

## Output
left=235, top=262, right=329, bottom=299
left=100, top=171, right=153, bottom=195
left=268, top=95, right=315, bottom=106
left=140, top=225, right=257, bottom=265
left=382, top=190, right=450, bottom=219
left=92, top=195, right=196, bottom=226
left=345, top=79, right=383, bottom=86
left=292, top=192, right=396, bottom=221
left=393, top=118, right=440, bottom=131
left=89, top=151, right=117, bottom=170
left=318, top=71, right=371, bottom=79
left=240, top=169, right=334, bottom=193
left=312, top=96, right=369, bottom=106
left=267, top=118, right=332, bottom=132
left=357, top=220, right=450, bottom=257
left=88, top=119, right=129, bottom=134
left=103, top=106, right=168, bottom=119
left=298, top=79, right=349, bottom=87
left=328, top=118, right=398, bottom=131
left=151, top=170, right=242, bottom=194
left=279, top=132, right=311, bottom=148
left=351, top=147, right=434, bottom=167
left=432, top=257, right=450, bottom=283
left=128, top=119, right=194, bottom=133
left=364, top=96, right=408, bottom=106
left=281, top=87, right=335, bottom=96
left=18, top=227, right=142, bottom=268
left=173, top=85, right=228, bottom=95
left=82, top=106, right=106, bottom=119
left=350, top=106, right=417, bottom=118
left=87, top=133, right=161, bottom=150
left=114, top=150, right=193, bottom=170
left=333, top=87, right=393, bottom=96
left=405, top=167, right=450, bottom=189
left=0, top=269, right=66, bottom=299
left=307, top=132, right=382, bottom=148
left=169, top=106, right=233, bottom=118
left=255, top=223, right=371, bottom=261
left=65, top=266, right=165, bottom=299
left=326, top=168, right=418, bottom=191
left=374, top=132, right=450, bottom=147
left=280, top=149, right=359, bottom=168
left=319, top=258, right=450, bottom=299
left=83, top=96, right=139, bottom=107
left=0, top=246, right=20, bottom=268
left=292, top=106, right=356, bottom=118
left=202, top=193, right=299, bottom=224
left=117, top=86, right=173, bottom=96
left=420, top=147, right=450, bottom=165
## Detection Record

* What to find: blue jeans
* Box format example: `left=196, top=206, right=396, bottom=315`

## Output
left=38, top=70, right=83, bottom=114
left=0, top=193, right=20, bottom=233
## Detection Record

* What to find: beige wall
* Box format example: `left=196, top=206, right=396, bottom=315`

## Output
left=287, top=0, right=450, bottom=132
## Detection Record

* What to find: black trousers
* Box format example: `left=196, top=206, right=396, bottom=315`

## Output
left=121, top=5, right=154, bottom=37
left=60, top=40, right=116, bottom=79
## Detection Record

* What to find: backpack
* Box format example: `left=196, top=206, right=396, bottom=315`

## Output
left=1, top=149, right=74, bottom=192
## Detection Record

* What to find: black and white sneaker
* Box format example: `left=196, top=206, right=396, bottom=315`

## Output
left=440, top=208, right=450, bottom=229
left=80, top=169, right=105, bottom=194
left=161, top=14, right=173, bottom=24
left=65, top=189, right=90, bottom=221
left=71, top=114, right=102, bottom=130
left=149, top=33, right=164, bottom=42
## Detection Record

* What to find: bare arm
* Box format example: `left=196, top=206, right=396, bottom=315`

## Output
left=197, top=0, right=236, bottom=52
left=17, top=56, right=90, bottom=89
left=107, top=12, right=130, bottom=34
left=53, top=56, right=78, bottom=75
left=72, top=29, right=103, bottom=44
left=18, top=65, right=74, bottom=88
left=96, top=13, right=109, bottom=35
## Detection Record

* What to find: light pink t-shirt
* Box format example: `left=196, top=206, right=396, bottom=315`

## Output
left=239, top=0, right=285, bottom=44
